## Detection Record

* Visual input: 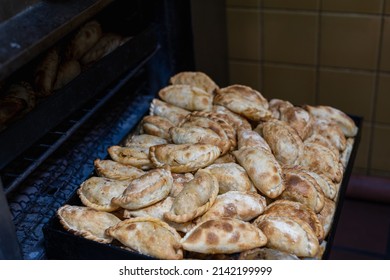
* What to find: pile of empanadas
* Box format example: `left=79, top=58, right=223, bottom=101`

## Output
left=57, top=71, right=358, bottom=260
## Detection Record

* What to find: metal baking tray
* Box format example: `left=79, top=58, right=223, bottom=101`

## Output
left=43, top=115, right=362, bottom=260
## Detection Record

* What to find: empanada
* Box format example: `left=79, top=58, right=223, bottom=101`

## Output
left=255, top=119, right=303, bottom=166
left=112, top=168, right=172, bottom=210
left=213, top=84, right=271, bottom=121
left=34, top=48, right=59, bottom=96
left=311, top=118, right=347, bottom=151
left=106, top=217, right=183, bottom=259
left=77, top=177, right=130, bottom=212
left=212, top=105, right=252, bottom=131
left=53, top=60, right=81, bottom=90
left=280, top=167, right=325, bottom=213
left=301, top=170, right=337, bottom=201
left=213, top=153, right=236, bottom=164
left=123, top=133, right=168, bottom=148
left=268, top=98, right=293, bottom=119
left=57, top=205, right=121, bottom=243
left=169, top=71, right=219, bottom=94
left=149, top=98, right=190, bottom=125
left=164, top=169, right=219, bottom=223
left=170, top=173, right=194, bottom=197
left=80, top=33, right=123, bottom=65
left=254, top=214, right=319, bottom=257
left=280, top=106, right=313, bottom=140
left=237, top=128, right=271, bottom=152
left=140, top=115, right=174, bottom=140
left=238, top=247, right=299, bottom=260
left=94, top=159, right=145, bottom=181
left=108, top=145, right=153, bottom=170
left=340, top=138, right=354, bottom=169
left=233, top=146, right=285, bottom=199
left=304, top=105, right=358, bottom=137
left=150, top=144, right=221, bottom=173
left=158, top=84, right=212, bottom=111
left=264, top=200, right=324, bottom=241
left=317, top=198, right=336, bottom=238
left=205, top=163, right=253, bottom=194
left=180, top=218, right=267, bottom=254
left=304, top=133, right=340, bottom=158
left=197, top=191, right=266, bottom=223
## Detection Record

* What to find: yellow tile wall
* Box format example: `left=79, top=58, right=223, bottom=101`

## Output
left=226, top=0, right=390, bottom=177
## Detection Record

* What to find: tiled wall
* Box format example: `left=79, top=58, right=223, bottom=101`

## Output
left=226, top=0, right=390, bottom=177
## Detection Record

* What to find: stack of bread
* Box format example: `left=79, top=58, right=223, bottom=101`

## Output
left=57, top=71, right=358, bottom=260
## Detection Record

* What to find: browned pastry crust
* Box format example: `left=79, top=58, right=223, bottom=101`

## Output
left=106, top=217, right=183, bottom=259
left=170, top=173, right=194, bottom=197
left=80, top=33, right=123, bottom=65
left=340, top=138, right=354, bottom=170
left=180, top=218, right=267, bottom=254
left=211, top=105, right=252, bottom=131
left=304, top=133, right=340, bottom=159
left=158, top=84, right=212, bottom=111
left=53, top=60, right=81, bottom=90
left=34, top=48, right=59, bottom=96
left=123, top=134, right=168, bottom=148
left=238, top=247, right=299, bottom=260
left=317, top=198, right=336, bottom=238
left=237, top=128, right=271, bottom=152
left=310, top=118, right=347, bottom=151
left=300, top=169, right=337, bottom=201
left=149, top=143, right=221, bottom=173
left=268, top=98, right=294, bottom=119
left=280, top=106, right=314, bottom=140
left=213, top=153, right=236, bottom=164
left=169, top=71, right=219, bottom=95
left=140, top=115, right=174, bottom=140
left=94, top=159, right=145, bottom=181
left=149, top=98, right=190, bottom=126
left=57, top=205, right=121, bottom=244
left=108, top=145, right=154, bottom=170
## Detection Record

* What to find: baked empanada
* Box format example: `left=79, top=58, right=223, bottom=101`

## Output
left=77, top=177, right=130, bottom=212
left=53, top=60, right=81, bottom=90
left=112, top=168, right=172, bottom=210
left=164, top=169, right=219, bottom=223
left=65, top=20, right=103, bottom=60
left=280, top=167, right=325, bottom=213
left=264, top=200, right=324, bottom=241
left=268, top=98, right=293, bottom=119
left=237, top=128, right=271, bottom=152
left=80, top=33, right=123, bottom=65
left=304, top=133, right=340, bottom=158
left=57, top=205, right=121, bottom=243
left=106, top=217, right=183, bottom=259
left=34, top=48, right=59, bottom=96
left=340, top=138, right=354, bottom=169
left=311, top=118, right=347, bottom=151
left=233, top=146, right=285, bottom=199
left=170, top=173, right=194, bottom=197
left=280, top=106, right=313, bottom=140
left=108, top=145, right=153, bottom=170
left=255, top=119, right=303, bottom=166
left=140, top=115, right=174, bottom=140
left=150, top=144, right=221, bottom=173
left=181, top=218, right=267, bottom=254
left=301, top=169, right=337, bottom=201
left=205, top=163, right=253, bottom=194
left=317, top=198, right=336, bottom=238
left=212, top=105, right=252, bottom=131
left=94, top=159, right=145, bottom=181
left=304, top=105, right=358, bottom=137
left=158, top=84, right=212, bottom=111
left=213, top=84, right=271, bottom=121
left=169, top=71, right=219, bottom=94
left=123, top=133, right=168, bottom=148
left=197, top=191, right=266, bottom=223
left=238, top=247, right=299, bottom=260
left=149, top=98, right=190, bottom=125
left=254, top=214, right=319, bottom=257
left=213, top=153, right=236, bottom=164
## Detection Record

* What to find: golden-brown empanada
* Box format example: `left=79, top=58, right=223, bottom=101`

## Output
left=304, top=105, right=358, bottom=137
left=238, top=247, right=299, bottom=260
left=237, top=128, right=271, bottom=152
left=164, top=169, right=219, bottom=223
left=34, top=48, right=59, bottom=96
left=94, top=159, right=145, bottom=181
left=311, top=118, right=347, bottom=151
left=304, top=133, right=340, bottom=159
left=317, top=198, right=336, bottom=238
left=301, top=169, right=337, bottom=201
left=149, top=98, right=190, bottom=125
left=106, top=217, right=183, bottom=259
left=108, top=145, right=153, bottom=170
left=77, top=177, right=130, bottom=212
left=57, top=205, right=121, bottom=243
left=213, top=84, right=271, bottom=121
left=280, top=106, right=313, bottom=140
left=150, top=144, right=221, bottom=173
left=53, top=60, right=81, bottom=90
left=112, top=168, right=172, bottom=210
left=268, top=98, right=294, bottom=119
left=233, top=146, right=285, bottom=199
left=255, top=119, right=303, bottom=166
left=205, top=163, right=253, bottom=194
left=158, top=84, right=212, bottom=111
left=169, top=71, right=219, bottom=94
left=65, top=20, right=103, bottom=60
left=80, top=33, right=123, bottom=65
left=123, top=133, right=167, bottom=148
left=254, top=214, right=319, bottom=257
left=340, top=137, right=354, bottom=169
left=197, top=191, right=266, bottom=223
left=264, top=199, right=324, bottom=242
left=213, top=153, right=236, bottom=164
left=140, top=115, right=174, bottom=140
left=212, top=105, right=252, bottom=131
left=181, top=218, right=267, bottom=254
left=170, top=173, right=194, bottom=197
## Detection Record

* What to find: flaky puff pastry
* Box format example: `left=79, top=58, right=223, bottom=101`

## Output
left=233, top=146, right=285, bottom=199
left=106, top=217, right=183, bottom=259
left=112, top=168, right=172, bottom=210
left=317, top=198, right=336, bottom=238
left=123, top=134, right=167, bottom=148
left=280, top=167, right=325, bottom=213
left=263, top=200, right=324, bottom=242
left=108, top=145, right=153, bottom=170
left=169, top=71, right=219, bottom=95
left=279, top=106, right=314, bottom=140
left=164, top=169, right=219, bottom=223
left=254, top=214, right=319, bottom=258
left=213, top=84, right=271, bottom=121
left=181, top=218, right=267, bottom=254
left=77, top=177, right=130, bottom=212
left=197, top=191, right=266, bottom=224
left=211, top=105, right=252, bottom=131
left=57, top=205, right=121, bottom=243
left=94, top=159, right=145, bottom=181
left=255, top=119, right=303, bottom=166
left=150, top=143, right=221, bottom=173
left=149, top=98, right=190, bottom=126
left=140, top=115, right=174, bottom=140
left=205, top=163, right=253, bottom=194
left=158, top=84, right=212, bottom=111
left=303, top=105, right=358, bottom=137
left=237, top=128, right=271, bottom=152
